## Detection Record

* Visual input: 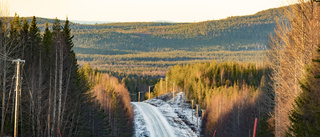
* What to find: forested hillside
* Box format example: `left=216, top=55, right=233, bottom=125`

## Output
left=73, top=7, right=282, bottom=52
left=19, top=6, right=283, bottom=53
left=71, top=6, right=282, bottom=77
left=70, top=7, right=282, bottom=52
left=11, top=7, right=283, bottom=77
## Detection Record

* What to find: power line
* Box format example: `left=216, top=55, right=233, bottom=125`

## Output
left=0, top=54, right=14, bottom=61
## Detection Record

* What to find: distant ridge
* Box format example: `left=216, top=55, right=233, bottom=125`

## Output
left=70, top=20, right=115, bottom=24
left=152, top=20, right=174, bottom=23
left=68, top=6, right=284, bottom=53
left=71, top=20, right=174, bottom=24
left=12, top=6, right=285, bottom=53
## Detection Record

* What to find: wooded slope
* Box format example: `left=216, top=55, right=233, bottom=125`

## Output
left=18, top=6, right=284, bottom=53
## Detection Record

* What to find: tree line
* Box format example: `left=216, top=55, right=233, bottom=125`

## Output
left=79, top=63, right=134, bottom=136
left=149, top=61, right=272, bottom=136
left=77, top=50, right=265, bottom=76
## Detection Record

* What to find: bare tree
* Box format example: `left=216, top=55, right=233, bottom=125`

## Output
left=268, top=1, right=320, bottom=136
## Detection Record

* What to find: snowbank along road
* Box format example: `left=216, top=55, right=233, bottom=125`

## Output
left=132, top=102, right=176, bottom=137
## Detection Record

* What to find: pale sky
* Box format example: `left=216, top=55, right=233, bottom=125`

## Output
left=7, top=0, right=289, bottom=22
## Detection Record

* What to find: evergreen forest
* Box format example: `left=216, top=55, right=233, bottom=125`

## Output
left=0, top=15, right=133, bottom=137
left=1, top=1, right=320, bottom=137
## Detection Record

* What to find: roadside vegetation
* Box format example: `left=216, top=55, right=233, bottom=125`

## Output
left=150, top=1, right=320, bottom=136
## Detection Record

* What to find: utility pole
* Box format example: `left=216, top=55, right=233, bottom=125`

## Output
left=173, top=82, right=175, bottom=103
left=184, top=78, right=187, bottom=100
left=138, top=92, right=140, bottom=102
left=181, top=94, right=183, bottom=112
left=201, top=109, right=205, bottom=118
left=191, top=100, right=194, bottom=122
left=196, top=104, right=199, bottom=127
left=160, top=78, right=163, bottom=95
left=13, top=59, right=25, bottom=137
left=166, top=77, right=168, bottom=93
left=149, top=86, right=151, bottom=100
left=148, top=86, right=154, bottom=100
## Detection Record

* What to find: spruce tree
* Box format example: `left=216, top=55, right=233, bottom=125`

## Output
left=9, top=13, right=20, bottom=37
left=52, top=18, right=61, bottom=33
left=63, top=17, right=74, bottom=51
left=20, top=18, right=29, bottom=58
left=28, top=16, right=41, bottom=59
left=43, top=22, right=53, bottom=55
left=287, top=47, right=320, bottom=136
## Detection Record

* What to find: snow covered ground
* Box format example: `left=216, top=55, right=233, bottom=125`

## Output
left=132, top=92, right=202, bottom=137
left=131, top=102, right=177, bottom=137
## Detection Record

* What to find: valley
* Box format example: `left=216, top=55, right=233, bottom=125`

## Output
left=2, top=0, right=319, bottom=136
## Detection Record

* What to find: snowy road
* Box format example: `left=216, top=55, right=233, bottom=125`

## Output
left=132, top=102, right=176, bottom=137
left=132, top=92, right=200, bottom=137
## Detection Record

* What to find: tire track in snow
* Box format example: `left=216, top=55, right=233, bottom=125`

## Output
left=132, top=102, right=176, bottom=137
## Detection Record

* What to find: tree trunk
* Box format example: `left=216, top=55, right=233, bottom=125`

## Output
left=52, top=46, right=58, bottom=136
left=31, top=70, right=36, bottom=137
left=61, top=65, right=71, bottom=134
left=47, top=69, right=52, bottom=137
left=1, top=56, right=6, bottom=137
left=57, top=43, right=63, bottom=133
left=37, top=49, right=42, bottom=137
